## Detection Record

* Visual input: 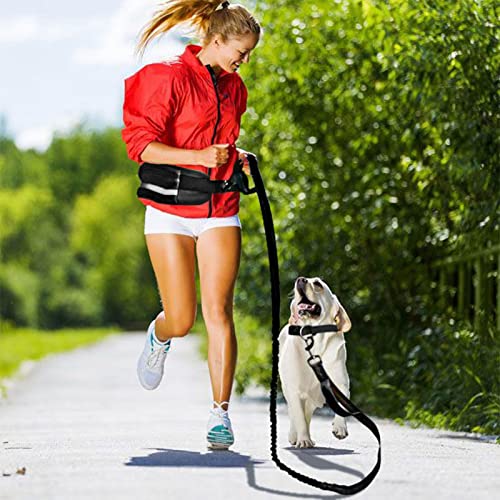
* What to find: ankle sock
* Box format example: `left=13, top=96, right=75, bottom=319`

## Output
left=151, top=322, right=169, bottom=345
left=213, top=401, right=230, bottom=413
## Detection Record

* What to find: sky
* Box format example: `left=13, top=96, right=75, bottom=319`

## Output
left=0, top=0, right=189, bottom=151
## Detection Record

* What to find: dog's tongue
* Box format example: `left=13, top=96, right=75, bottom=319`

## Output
left=298, top=303, right=316, bottom=311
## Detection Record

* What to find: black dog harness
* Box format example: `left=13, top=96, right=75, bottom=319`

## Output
left=137, top=157, right=381, bottom=495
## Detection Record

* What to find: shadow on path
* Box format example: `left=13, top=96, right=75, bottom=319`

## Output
left=125, top=447, right=264, bottom=468
left=125, top=447, right=362, bottom=499
left=437, top=432, right=498, bottom=444
left=285, top=447, right=363, bottom=479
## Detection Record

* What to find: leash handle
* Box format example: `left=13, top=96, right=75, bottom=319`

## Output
left=224, top=158, right=257, bottom=194
left=247, top=154, right=382, bottom=495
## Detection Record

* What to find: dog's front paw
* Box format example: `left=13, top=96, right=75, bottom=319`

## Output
left=332, top=417, right=348, bottom=440
left=295, top=436, right=315, bottom=448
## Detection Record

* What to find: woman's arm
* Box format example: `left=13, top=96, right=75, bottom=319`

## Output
left=141, top=141, right=230, bottom=169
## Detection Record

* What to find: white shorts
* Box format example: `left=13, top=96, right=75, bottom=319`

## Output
left=144, top=205, right=242, bottom=239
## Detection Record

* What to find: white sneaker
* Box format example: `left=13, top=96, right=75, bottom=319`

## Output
left=207, top=402, right=234, bottom=450
left=137, top=320, right=171, bottom=390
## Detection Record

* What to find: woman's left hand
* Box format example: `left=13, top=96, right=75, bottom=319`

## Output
left=236, top=148, right=251, bottom=176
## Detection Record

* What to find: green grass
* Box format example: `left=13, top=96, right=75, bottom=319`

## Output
left=0, top=326, right=115, bottom=392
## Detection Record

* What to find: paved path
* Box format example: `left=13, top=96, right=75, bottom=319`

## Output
left=0, top=333, right=498, bottom=499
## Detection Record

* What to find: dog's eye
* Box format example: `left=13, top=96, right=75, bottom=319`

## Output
left=313, top=280, right=323, bottom=290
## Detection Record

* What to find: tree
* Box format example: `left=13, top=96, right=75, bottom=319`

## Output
left=70, top=175, right=158, bottom=326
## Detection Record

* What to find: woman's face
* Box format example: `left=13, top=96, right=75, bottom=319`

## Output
left=214, top=33, right=259, bottom=73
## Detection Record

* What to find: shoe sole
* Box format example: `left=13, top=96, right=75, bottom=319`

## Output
left=207, top=428, right=234, bottom=450
left=207, top=441, right=233, bottom=450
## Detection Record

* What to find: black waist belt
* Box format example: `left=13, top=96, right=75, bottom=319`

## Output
left=136, top=155, right=381, bottom=495
left=137, top=162, right=255, bottom=206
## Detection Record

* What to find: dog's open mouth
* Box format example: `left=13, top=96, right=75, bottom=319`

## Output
left=297, top=295, right=321, bottom=317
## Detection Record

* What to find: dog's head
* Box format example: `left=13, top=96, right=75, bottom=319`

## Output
left=288, top=276, right=352, bottom=332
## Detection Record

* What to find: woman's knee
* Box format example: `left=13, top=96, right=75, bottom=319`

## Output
left=202, top=302, right=234, bottom=327
left=158, top=307, right=196, bottom=337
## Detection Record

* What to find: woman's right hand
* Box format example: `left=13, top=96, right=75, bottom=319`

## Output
left=195, top=144, right=230, bottom=168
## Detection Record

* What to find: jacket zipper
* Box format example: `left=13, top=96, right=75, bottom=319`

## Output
left=207, top=65, right=221, bottom=218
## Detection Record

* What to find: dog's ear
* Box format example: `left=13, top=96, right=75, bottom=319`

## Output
left=333, top=297, right=352, bottom=333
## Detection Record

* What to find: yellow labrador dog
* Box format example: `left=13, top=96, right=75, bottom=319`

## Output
left=278, top=276, right=352, bottom=448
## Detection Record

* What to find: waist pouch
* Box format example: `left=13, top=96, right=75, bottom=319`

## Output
left=137, top=162, right=255, bottom=205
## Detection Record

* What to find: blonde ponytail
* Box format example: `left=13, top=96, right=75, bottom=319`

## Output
left=136, top=0, right=260, bottom=56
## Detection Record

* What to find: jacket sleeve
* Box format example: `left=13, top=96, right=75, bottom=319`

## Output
left=122, top=64, right=176, bottom=163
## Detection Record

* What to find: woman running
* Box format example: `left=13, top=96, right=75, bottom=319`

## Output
left=121, top=0, right=260, bottom=450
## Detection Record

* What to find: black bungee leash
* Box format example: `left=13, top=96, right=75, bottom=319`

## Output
left=137, top=155, right=381, bottom=494
left=244, top=154, right=381, bottom=495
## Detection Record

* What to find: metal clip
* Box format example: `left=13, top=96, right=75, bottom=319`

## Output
left=299, top=326, right=315, bottom=353
left=304, top=335, right=315, bottom=351
left=299, top=325, right=313, bottom=337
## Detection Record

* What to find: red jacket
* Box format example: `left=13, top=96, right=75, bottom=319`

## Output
left=122, top=44, right=248, bottom=218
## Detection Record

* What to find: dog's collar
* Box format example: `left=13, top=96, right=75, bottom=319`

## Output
left=288, top=324, right=339, bottom=336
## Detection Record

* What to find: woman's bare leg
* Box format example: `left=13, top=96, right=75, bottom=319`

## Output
left=146, top=233, right=197, bottom=340
left=196, top=226, right=241, bottom=410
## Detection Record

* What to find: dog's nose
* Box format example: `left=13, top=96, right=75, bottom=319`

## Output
left=296, top=277, right=308, bottom=292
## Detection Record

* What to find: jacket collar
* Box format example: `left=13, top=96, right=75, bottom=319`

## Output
left=180, top=44, right=230, bottom=81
